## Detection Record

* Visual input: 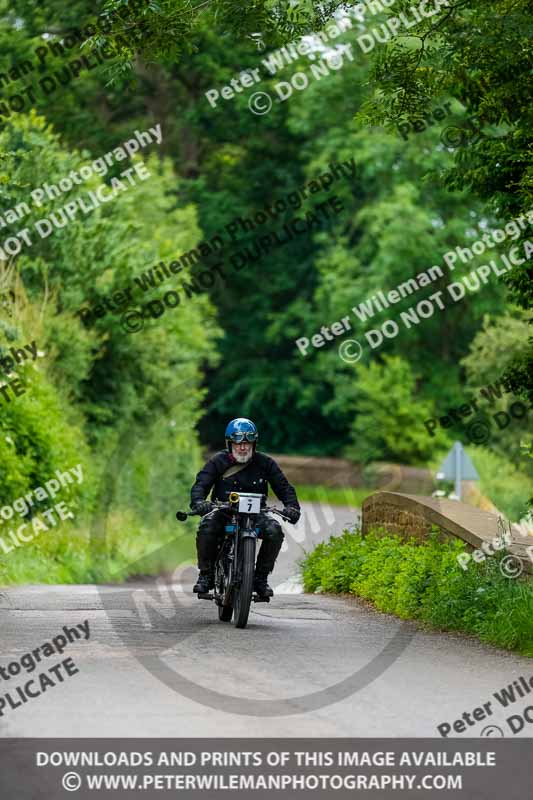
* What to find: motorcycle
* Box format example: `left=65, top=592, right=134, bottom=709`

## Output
left=176, top=491, right=290, bottom=629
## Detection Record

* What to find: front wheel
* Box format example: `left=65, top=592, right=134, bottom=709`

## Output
left=233, top=537, right=256, bottom=629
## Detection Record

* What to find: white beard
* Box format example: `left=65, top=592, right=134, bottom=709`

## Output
left=233, top=449, right=253, bottom=463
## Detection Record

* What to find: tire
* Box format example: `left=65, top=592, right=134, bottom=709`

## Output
left=218, top=605, right=233, bottom=622
left=233, top=536, right=256, bottom=629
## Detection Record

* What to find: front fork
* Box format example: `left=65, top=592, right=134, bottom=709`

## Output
left=234, top=520, right=260, bottom=586
left=215, top=518, right=260, bottom=605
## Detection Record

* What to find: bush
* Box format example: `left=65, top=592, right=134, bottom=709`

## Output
left=468, top=447, right=532, bottom=522
left=0, top=366, right=93, bottom=511
left=0, top=113, right=220, bottom=586
left=301, top=528, right=533, bottom=656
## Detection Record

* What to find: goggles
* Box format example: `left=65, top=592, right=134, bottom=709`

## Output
left=228, top=432, right=258, bottom=443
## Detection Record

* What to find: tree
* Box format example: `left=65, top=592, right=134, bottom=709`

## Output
left=85, top=0, right=338, bottom=67
left=356, top=0, right=533, bottom=403
left=343, top=355, right=450, bottom=464
left=0, top=111, right=220, bottom=524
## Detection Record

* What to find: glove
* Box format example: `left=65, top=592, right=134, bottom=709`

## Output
left=193, top=500, right=214, bottom=516
left=283, top=506, right=300, bottom=524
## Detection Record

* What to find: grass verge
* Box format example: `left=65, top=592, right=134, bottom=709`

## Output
left=0, top=510, right=196, bottom=585
left=301, top=528, right=533, bottom=657
left=295, top=484, right=373, bottom=507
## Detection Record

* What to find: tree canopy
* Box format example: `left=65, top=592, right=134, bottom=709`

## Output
left=0, top=0, right=531, bottom=580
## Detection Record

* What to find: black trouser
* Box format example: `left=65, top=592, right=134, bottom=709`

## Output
left=196, top=509, right=284, bottom=576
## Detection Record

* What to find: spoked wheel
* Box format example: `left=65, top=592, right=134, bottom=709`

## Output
left=233, top=537, right=256, bottom=629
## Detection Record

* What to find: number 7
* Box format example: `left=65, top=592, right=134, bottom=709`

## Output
left=248, top=499, right=252, bottom=510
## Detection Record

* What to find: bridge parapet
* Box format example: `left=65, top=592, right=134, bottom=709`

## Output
left=362, top=492, right=532, bottom=575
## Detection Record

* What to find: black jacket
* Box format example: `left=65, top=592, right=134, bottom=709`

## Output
left=190, top=450, right=300, bottom=510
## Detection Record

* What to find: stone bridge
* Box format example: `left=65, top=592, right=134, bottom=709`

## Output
left=362, top=491, right=532, bottom=575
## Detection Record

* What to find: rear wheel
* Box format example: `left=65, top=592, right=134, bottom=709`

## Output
left=233, top=537, right=255, bottom=629
left=216, top=551, right=233, bottom=622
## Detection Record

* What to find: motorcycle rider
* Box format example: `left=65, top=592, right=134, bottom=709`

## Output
left=190, top=418, right=301, bottom=598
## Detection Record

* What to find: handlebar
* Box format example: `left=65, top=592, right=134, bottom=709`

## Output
left=264, top=506, right=292, bottom=521
left=175, top=500, right=229, bottom=521
left=175, top=501, right=292, bottom=522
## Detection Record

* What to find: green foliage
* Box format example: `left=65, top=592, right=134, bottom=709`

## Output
left=462, top=311, right=531, bottom=384
left=0, top=365, right=92, bottom=508
left=343, top=355, right=450, bottom=464
left=0, top=0, right=530, bottom=591
left=2, top=7, right=522, bottom=465
left=84, top=0, right=328, bottom=71
left=294, top=484, right=373, bottom=508
left=0, top=110, right=220, bottom=584
left=302, top=529, right=533, bottom=656
left=187, top=25, right=510, bottom=455
left=461, top=313, right=533, bottom=466
left=356, top=0, right=533, bottom=402
left=468, top=447, right=532, bottom=522
left=1, top=112, right=221, bottom=433
left=0, top=508, right=196, bottom=585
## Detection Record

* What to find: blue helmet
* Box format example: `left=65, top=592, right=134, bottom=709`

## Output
left=225, top=418, right=258, bottom=450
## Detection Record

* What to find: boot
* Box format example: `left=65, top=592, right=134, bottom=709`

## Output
left=253, top=572, right=274, bottom=597
left=193, top=570, right=214, bottom=593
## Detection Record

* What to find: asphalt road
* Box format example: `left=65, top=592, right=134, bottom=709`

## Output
left=0, top=501, right=531, bottom=738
